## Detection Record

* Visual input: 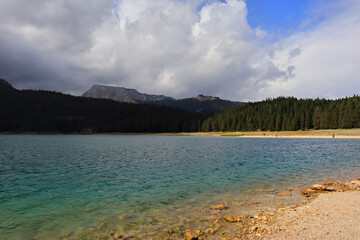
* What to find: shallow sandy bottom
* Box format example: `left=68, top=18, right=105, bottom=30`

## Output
left=260, top=191, right=360, bottom=240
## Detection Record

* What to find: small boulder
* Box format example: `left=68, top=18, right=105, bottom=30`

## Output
left=351, top=180, right=360, bottom=188
left=194, top=230, right=203, bottom=237
left=185, top=229, right=198, bottom=240
left=325, top=186, right=336, bottom=191
left=211, top=204, right=227, bottom=210
left=311, top=184, right=326, bottom=191
left=113, top=233, right=122, bottom=239
left=321, top=181, right=338, bottom=186
left=204, top=228, right=215, bottom=234
left=277, top=192, right=292, bottom=196
left=238, top=214, right=248, bottom=219
left=301, top=188, right=316, bottom=196
left=224, top=215, right=238, bottom=223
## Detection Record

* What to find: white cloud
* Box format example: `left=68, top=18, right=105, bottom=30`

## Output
left=0, top=0, right=359, bottom=100
left=259, top=0, right=360, bottom=100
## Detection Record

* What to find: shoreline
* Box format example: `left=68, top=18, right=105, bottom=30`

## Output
left=159, top=128, right=360, bottom=139
left=2, top=128, right=360, bottom=139
left=73, top=176, right=360, bottom=240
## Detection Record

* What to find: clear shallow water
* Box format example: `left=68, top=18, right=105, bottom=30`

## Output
left=1, top=135, right=360, bottom=239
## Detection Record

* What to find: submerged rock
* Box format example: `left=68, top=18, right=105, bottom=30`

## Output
left=277, top=192, right=292, bottom=196
left=224, top=215, right=238, bottom=223
left=211, top=204, right=227, bottom=210
left=321, top=181, right=339, bottom=186
left=205, top=228, right=215, bottom=234
left=185, top=229, right=198, bottom=240
left=113, top=233, right=122, bottom=239
left=301, top=188, right=316, bottom=196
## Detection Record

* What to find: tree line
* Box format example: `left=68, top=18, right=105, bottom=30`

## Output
left=1, top=79, right=360, bottom=133
left=200, top=96, right=360, bottom=132
left=0, top=86, right=206, bottom=133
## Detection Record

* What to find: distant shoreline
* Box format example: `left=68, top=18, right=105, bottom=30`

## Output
left=2, top=128, right=360, bottom=138
left=160, top=128, right=360, bottom=139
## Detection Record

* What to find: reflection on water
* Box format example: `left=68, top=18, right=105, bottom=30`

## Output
left=0, top=135, right=359, bottom=239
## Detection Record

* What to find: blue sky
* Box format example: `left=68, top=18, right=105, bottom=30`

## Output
left=246, top=0, right=310, bottom=33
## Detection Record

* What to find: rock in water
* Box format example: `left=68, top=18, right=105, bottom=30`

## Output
left=224, top=215, right=238, bottom=223
left=277, top=192, right=292, bottom=196
left=185, top=229, right=198, bottom=240
left=204, top=228, right=215, bottom=234
left=210, top=204, right=227, bottom=210
left=301, top=188, right=316, bottom=196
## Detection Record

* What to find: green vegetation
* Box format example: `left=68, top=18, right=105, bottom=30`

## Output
left=0, top=81, right=206, bottom=133
left=1, top=78, right=360, bottom=133
left=200, top=96, right=360, bottom=132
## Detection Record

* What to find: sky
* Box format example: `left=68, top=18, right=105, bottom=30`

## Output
left=0, top=0, right=359, bottom=101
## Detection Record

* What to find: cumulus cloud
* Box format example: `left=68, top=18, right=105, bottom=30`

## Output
left=0, top=0, right=359, bottom=100
left=258, top=0, right=360, bottom=100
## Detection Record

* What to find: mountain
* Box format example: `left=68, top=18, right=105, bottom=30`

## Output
left=0, top=79, right=205, bottom=133
left=82, top=85, right=243, bottom=113
left=145, top=95, right=243, bottom=113
left=82, top=85, right=174, bottom=103
left=0, top=78, right=15, bottom=91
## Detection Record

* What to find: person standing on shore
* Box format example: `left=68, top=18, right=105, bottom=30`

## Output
left=333, top=133, right=335, bottom=138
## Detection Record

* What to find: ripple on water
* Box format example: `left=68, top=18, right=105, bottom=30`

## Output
left=0, top=135, right=360, bottom=239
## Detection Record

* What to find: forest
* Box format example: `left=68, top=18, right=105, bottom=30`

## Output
left=1, top=79, right=360, bottom=133
left=200, top=96, right=360, bottom=132
left=0, top=81, right=205, bottom=133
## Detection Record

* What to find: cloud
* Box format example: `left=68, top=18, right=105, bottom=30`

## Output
left=258, top=0, right=360, bottom=100
left=0, top=0, right=359, bottom=100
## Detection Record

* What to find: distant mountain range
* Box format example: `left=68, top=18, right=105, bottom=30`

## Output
left=0, top=79, right=204, bottom=133
left=82, top=85, right=174, bottom=103
left=82, top=85, right=243, bottom=113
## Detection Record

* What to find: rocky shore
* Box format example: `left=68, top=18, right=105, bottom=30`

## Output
left=63, top=177, right=360, bottom=240
left=77, top=177, right=359, bottom=240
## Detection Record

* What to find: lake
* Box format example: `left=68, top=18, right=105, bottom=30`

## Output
left=1, top=135, right=360, bottom=239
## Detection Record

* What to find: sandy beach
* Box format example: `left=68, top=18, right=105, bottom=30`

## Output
left=160, top=128, right=360, bottom=139
left=260, top=191, right=360, bottom=240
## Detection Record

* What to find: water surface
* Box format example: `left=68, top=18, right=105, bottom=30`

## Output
left=1, top=135, right=359, bottom=239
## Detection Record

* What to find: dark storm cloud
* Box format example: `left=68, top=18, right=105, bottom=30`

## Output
left=0, top=0, right=359, bottom=100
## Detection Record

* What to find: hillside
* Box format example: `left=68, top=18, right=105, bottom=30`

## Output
left=82, top=85, right=174, bottom=103
left=200, top=96, right=360, bottom=132
left=0, top=79, right=205, bottom=133
left=146, top=95, right=242, bottom=113
left=82, top=85, right=242, bottom=113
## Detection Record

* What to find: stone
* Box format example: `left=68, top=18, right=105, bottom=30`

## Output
left=301, top=188, right=316, bottom=196
left=325, top=186, right=336, bottom=191
left=211, top=204, right=227, bottom=210
left=311, top=184, right=326, bottom=191
left=205, top=228, right=215, bottom=234
left=185, top=229, right=198, bottom=240
left=321, top=181, right=339, bottom=186
left=351, top=179, right=360, bottom=187
left=224, top=215, right=238, bottom=223
left=238, top=214, right=248, bottom=219
left=335, top=187, right=344, bottom=192
left=249, top=226, right=258, bottom=231
left=277, top=192, right=292, bottom=196
left=194, top=230, right=203, bottom=237
left=211, top=217, right=221, bottom=223
left=113, top=233, right=121, bottom=239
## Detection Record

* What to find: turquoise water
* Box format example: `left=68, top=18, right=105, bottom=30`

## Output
left=1, top=135, right=360, bottom=239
